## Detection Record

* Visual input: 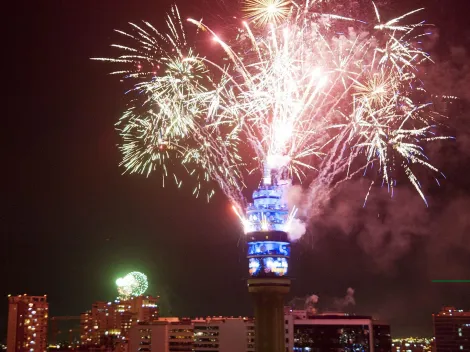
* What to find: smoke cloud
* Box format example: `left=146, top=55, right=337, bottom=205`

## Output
left=283, top=185, right=308, bottom=241
left=333, top=287, right=356, bottom=310
left=289, top=289, right=356, bottom=315
left=288, top=218, right=307, bottom=241
left=305, top=294, right=319, bottom=315
left=283, top=185, right=304, bottom=209
left=306, top=294, right=319, bottom=305
left=310, top=181, right=470, bottom=270
left=293, top=40, right=470, bottom=268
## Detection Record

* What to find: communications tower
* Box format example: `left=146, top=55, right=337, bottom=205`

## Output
left=245, top=161, right=292, bottom=352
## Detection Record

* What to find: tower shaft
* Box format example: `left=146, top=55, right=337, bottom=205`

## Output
left=248, top=278, right=290, bottom=352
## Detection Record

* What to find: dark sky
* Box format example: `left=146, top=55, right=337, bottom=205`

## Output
left=3, top=0, right=470, bottom=340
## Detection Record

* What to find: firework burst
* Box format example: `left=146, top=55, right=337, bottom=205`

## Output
left=242, top=0, right=292, bottom=25
left=93, top=6, right=246, bottom=200
left=116, top=271, right=149, bottom=300
left=94, top=0, right=450, bottom=232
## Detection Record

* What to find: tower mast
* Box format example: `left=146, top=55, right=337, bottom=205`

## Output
left=246, top=161, right=292, bottom=352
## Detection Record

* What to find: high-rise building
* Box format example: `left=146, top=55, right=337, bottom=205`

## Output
left=128, top=317, right=255, bottom=352
left=127, top=295, right=159, bottom=323
left=7, top=294, right=49, bottom=352
left=80, top=311, right=95, bottom=345
left=433, top=306, right=470, bottom=352
left=80, top=295, right=159, bottom=347
left=80, top=301, right=109, bottom=345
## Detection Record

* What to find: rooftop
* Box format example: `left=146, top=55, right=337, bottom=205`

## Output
left=434, top=306, right=470, bottom=317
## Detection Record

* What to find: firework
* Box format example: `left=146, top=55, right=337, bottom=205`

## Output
left=242, top=0, right=292, bottom=25
left=116, top=271, right=149, bottom=299
left=93, top=6, right=248, bottom=201
left=95, top=0, right=449, bottom=238
left=196, top=6, right=445, bottom=213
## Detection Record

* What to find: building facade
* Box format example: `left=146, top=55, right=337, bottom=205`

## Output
left=127, top=311, right=390, bottom=352
left=128, top=318, right=194, bottom=352
left=80, top=295, right=159, bottom=348
left=433, top=306, right=470, bottom=352
left=129, top=317, right=255, bottom=352
left=193, top=317, right=255, bottom=352
left=286, top=309, right=391, bottom=352
left=7, top=294, right=49, bottom=352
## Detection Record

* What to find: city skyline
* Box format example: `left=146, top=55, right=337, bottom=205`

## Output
left=4, top=280, right=468, bottom=341
left=4, top=290, right=470, bottom=350
left=7, top=291, right=468, bottom=351
left=3, top=0, right=470, bottom=342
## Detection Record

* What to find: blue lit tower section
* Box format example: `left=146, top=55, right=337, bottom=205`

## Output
left=246, top=163, right=292, bottom=352
left=247, top=233, right=290, bottom=278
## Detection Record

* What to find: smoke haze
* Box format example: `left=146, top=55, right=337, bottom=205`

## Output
left=334, top=287, right=356, bottom=310
left=287, top=31, right=470, bottom=335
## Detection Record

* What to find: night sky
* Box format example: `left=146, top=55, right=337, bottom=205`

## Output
left=3, top=0, right=470, bottom=341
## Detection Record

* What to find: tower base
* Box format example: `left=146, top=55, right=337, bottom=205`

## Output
left=248, top=277, right=291, bottom=352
